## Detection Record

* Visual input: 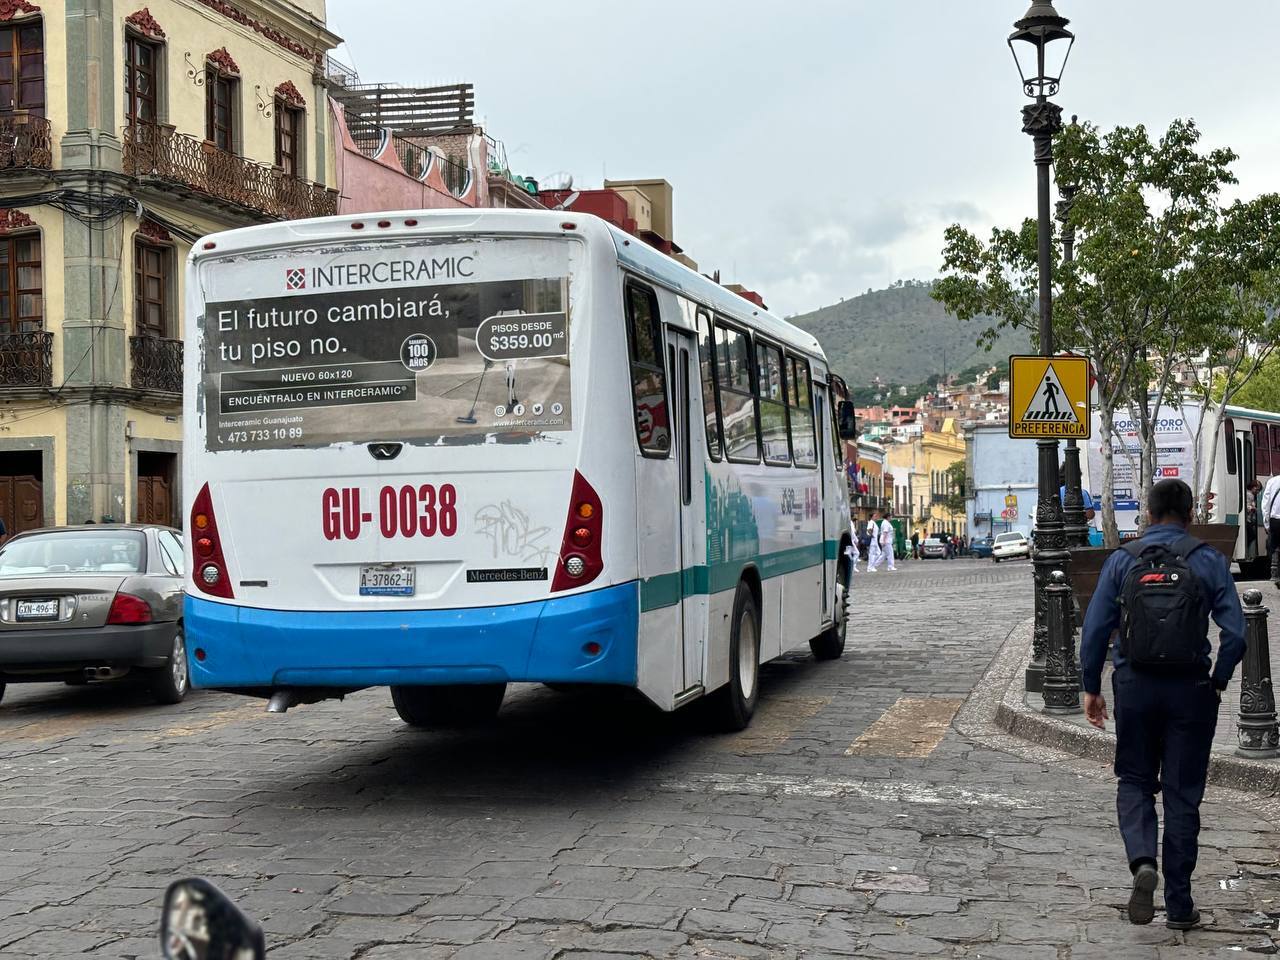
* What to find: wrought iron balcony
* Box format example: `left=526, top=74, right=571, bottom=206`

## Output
left=123, top=123, right=339, bottom=221
left=130, top=335, right=183, bottom=394
left=0, top=114, right=52, bottom=171
left=0, top=331, right=52, bottom=386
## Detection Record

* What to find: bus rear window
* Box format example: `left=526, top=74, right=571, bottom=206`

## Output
left=624, top=282, right=669, bottom=457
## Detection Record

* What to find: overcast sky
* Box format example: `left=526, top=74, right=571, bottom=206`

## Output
left=326, top=1, right=1280, bottom=318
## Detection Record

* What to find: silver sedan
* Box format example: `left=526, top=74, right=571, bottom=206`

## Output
left=0, top=525, right=189, bottom=705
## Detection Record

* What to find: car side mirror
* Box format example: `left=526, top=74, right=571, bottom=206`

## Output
left=836, top=400, right=858, bottom=440
left=161, top=878, right=265, bottom=960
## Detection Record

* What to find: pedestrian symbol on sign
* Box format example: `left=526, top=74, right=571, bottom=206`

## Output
left=1019, top=364, right=1078, bottom=425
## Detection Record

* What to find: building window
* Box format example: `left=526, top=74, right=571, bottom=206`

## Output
left=125, top=34, right=160, bottom=125
left=274, top=101, right=303, bottom=176
left=623, top=282, right=669, bottom=458
left=133, top=239, right=170, bottom=338
left=206, top=69, right=236, bottom=151
left=0, top=233, right=42, bottom=333
left=0, top=21, right=44, bottom=116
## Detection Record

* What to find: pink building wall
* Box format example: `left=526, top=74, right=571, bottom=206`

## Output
left=330, top=101, right=489, bottom=214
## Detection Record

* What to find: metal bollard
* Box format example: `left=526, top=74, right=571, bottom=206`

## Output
left=1042, top=569, right=1082, bottom=715
left=1237, top=590, right=1280, bottom=759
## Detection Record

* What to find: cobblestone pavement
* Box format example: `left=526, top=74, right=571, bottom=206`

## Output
left=3, top=559, right=1280, bottom=958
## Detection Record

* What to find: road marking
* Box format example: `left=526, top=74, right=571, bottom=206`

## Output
left=845, top=697, right=963, bottom=758
left=713, top=695, right=830, bottom=754
left=659, top=772, right=1039, bottom=809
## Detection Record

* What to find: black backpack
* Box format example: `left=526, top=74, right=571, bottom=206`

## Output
left=1117, top=534, right=1209, bottom=669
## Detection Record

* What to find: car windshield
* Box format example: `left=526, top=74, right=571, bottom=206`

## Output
left=0, top=531, right=146, bottom=576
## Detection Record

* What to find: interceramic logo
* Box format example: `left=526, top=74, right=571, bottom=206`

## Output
left=285, top=268, right=306, bottom=291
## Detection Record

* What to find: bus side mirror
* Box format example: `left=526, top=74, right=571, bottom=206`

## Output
left=837, top=401, right=858, bottom=440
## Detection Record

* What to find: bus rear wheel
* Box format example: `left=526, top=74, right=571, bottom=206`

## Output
left=391, top=683, right=506, bottom=728
left=810, top=556, right=849, bottom=661
left=709, top=581, right=760, bottom=732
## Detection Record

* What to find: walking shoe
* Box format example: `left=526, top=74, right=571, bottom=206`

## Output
left=1127, top=863, right=1158, bottom=925
left=1166, top=908, right=1201, bottom=931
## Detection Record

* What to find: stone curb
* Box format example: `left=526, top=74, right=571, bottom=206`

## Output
left=992, top=617, right=1280, bottom=798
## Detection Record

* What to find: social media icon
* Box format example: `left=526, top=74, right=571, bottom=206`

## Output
left=532, top=403, right=544, bottom=416
left=513, top=403, right=526, bottom=416
left=494, top=405, right=506, bottom=418
left=551, top=402, right=563, bottom=415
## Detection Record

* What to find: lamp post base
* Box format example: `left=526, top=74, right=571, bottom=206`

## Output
left=1026, top=660, right=1045, bottom=693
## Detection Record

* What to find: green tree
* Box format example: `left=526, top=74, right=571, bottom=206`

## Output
left=940, top=460, right=968, bottom=517
left=934, top=118, right=1272, bottom=546
left=1219, top=351, right=1280, bottom=413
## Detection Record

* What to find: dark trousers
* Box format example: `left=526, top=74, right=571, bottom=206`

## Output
left=1270, top=518, right=1280, bottom=580
left=1112, top=666, right=1219, bottom=917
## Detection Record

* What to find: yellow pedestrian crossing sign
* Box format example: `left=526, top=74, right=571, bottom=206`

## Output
left=1009, top=355, right=1091, bottom=439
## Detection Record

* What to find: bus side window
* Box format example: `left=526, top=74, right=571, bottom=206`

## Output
left=1272, top=425, right=1280, bottom=475
left=758, top=341, right=791, bottom=465
left=1223, top=419, right=1236, bottom=475
left=624, top=282, right=670, bottom=458
left=714, top=321, right=760, bottom=463
left=788, top=355, right=817, bottom=468
left=1255, top=425, right=1272, bottom=480
left=695, top=310, right=722, bottom=461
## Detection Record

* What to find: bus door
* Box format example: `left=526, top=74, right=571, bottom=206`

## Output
left=813, top=382, right=832, bottom=622
left=666, top=327, right=706, bottom=695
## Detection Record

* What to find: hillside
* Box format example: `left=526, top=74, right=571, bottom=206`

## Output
left=788, top=280, right=1030, bottom=391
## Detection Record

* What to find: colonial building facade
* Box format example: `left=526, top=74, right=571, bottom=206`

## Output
left=0, top=0, right=339, bottom=531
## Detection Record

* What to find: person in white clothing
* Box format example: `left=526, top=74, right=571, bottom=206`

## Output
left=1262, top=473, right=1280, bottom=585
left=865, top=512, right=883, bottom=572
left=845, top=518, right=861, bottom=574
left=868, top=513, right=897, bottom=572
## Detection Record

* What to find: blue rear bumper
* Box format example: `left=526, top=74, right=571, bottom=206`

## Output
left=185, top=582, right=639, bottom=688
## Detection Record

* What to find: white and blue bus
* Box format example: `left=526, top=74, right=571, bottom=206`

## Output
left=183, top=209, right=854, bottom=730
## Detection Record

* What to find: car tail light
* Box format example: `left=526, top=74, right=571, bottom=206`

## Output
left=106, top=592, right=152, bottom=624
left=191, top=483, right=235, bottom=599
left=551, top=471, right=603, bottom=592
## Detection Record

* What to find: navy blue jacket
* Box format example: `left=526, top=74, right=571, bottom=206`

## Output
left=1080, top=522, right=1246, bottom=695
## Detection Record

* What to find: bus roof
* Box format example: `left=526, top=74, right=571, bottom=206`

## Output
left=1225, top=404, right=1280, bottom=424
left=188, top=209, right=826, bottom=362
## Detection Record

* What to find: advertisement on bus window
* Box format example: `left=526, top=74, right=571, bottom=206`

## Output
left=198, top=238, right=573, bottom=452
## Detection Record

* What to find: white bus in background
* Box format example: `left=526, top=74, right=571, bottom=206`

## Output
left=1083, top=403, right=1280, bottom=574
left=183, top=209, right=855, bottom=731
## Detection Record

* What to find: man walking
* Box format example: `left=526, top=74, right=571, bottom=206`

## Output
left=864, top=512, right=882, bottom=572
left=1080, top=479, right=1245, bottom=930
left=910, top=530, right=920, bottom=560
left=869, top=512, right=896, bottom=572
left=1261, top=472, right=1280, bottom=586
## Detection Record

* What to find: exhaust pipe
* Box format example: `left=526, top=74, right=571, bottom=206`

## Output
left=266, top=689, right=301, bottom=714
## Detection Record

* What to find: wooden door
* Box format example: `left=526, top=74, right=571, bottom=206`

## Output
left=0, top=473, right=42, bottom=535
left=136, top=473, right=171, bottom=525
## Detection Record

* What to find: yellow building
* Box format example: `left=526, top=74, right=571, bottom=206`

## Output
left=886, top=419, right=967, bottom=540
left=0, top=0, right=339, bottom=530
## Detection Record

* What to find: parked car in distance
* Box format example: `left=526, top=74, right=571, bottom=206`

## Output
left=920, top=537, right=951, bottom=559
left=992, top=531, right=1031, bottom=562
left=0, top=525, right=189, bottom=706
left=970, top=536, right=995, bottom=559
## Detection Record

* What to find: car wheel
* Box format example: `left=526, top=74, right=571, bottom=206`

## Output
left=710, top=580, right=760, bottom=731
left=149, top=626, right=190, bottom=705
left=993, top=557, right=1000, bottom=563
left=0, top=682, right=5, bottom=706
left=810, top=556, right=849, bottom=661
left=390, top=683, right=506, bottom=728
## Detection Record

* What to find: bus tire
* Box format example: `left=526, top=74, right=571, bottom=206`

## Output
left=0, top=682, right=5, bottom=706
left=710, top=580, right=760, bottom=732
left=810, top=556, right=850, bottom=661
left=1240, top=558, right=1270, bottom=581
left=148, top=626, right=190, bottom=705
left=391, top=683, right=506, bottom=728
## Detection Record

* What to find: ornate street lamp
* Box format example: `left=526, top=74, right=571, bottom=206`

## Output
left=1057, top=150, right=1090, bottom=549
left=1010, top=1, right=1074, bottom=693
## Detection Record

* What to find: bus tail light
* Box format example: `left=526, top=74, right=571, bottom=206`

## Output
left=191, top=483, right=235, bottom=599
left=551, top=471, right=603, bottom=592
